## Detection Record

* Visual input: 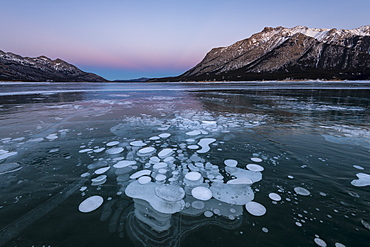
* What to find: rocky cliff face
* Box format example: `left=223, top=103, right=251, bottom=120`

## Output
left=175, top=25, right=370, bottom=81
left=0, top=50, right=107, bottom=82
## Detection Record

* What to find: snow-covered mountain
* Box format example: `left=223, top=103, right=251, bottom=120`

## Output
left=167, top=25, right=370, bottom=81
left=0, top=50, right=107, bottom=82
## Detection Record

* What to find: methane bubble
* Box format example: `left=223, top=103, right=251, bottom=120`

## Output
left=294, top=187, right=311, bottom=196
left=78, top=196, right=104, bottom=213
left=245, top=201, right=266, bottom=216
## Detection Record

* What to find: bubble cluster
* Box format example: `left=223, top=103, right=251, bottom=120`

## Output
left=77, top=113, right=266, bottom=233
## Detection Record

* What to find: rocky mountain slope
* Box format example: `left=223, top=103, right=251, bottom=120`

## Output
left=0, top=50, right=107, bottom=82
left=163, top=25, right=370, bottom=81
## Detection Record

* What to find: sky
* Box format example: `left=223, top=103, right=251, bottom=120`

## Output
left=1, top=0, right=369, bottom=80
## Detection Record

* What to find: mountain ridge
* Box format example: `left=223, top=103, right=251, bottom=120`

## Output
left=0, top=50, right=108, bottom=82
left=154, top=25, right=370, bottom=81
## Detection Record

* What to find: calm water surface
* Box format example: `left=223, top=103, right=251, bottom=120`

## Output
left=0, top=81, right=370, bottom=247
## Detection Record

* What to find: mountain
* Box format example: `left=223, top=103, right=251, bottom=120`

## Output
left=114, top=77, right=150, bottom=82
left=157, top=25, right=370, bottom=81
left=0, top=50, right=107, bottom=82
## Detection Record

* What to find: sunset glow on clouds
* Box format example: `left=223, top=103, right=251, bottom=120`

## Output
left=1, top=0, right=369, bottom=80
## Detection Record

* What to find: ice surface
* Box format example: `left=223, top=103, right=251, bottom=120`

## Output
left=191, top=186, right=213, bottom=201
left=321, top=124, right=370, bottom=149
left=351, top=173, right=370, bottom=187
left=78, top=195, right=104, bottom=213
left=49, top=148, right=59, bottom=153
left=294, top=187, right=311, bottom=196
left=0, top=151, right=17, bottom=162
left=0, top=162, right=22, bottom=175
left=245, top=201, right=266, bottom=216
left=27, top=137, right=44, bottom=143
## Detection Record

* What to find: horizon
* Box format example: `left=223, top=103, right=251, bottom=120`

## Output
left=1, top=0, right=369, bottom=80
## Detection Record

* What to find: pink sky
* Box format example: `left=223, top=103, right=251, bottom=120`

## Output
left=1, top=0, right=369, bottom=80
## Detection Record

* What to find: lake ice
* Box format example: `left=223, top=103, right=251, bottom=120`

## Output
left=0, top=81, right=370, bottom=246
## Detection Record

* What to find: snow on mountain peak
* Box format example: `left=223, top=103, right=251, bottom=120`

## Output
left=258, top=25, right=370, bottom=43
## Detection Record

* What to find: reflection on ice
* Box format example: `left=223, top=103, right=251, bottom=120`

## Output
left=321, top=124, right=370, bottom=149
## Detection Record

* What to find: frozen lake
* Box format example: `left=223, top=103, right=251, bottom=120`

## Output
left=0, top=81, right=370, bottom=247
